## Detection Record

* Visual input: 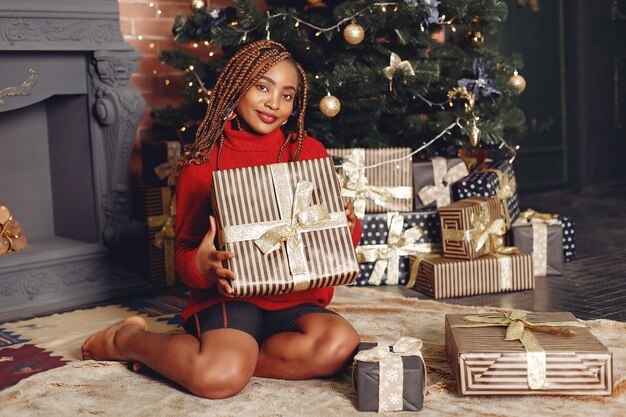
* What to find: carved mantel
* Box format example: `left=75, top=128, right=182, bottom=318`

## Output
left=0, top=0, right=147, bottom=321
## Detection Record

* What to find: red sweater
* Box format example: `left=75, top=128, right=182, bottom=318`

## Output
left=175, top=122, right=362, bottom=323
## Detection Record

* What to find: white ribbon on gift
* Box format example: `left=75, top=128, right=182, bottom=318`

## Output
left=417, top=157, right=469, bottom=207
left=512, top=209, right=560, bottom=276
left=338, top=149, right=413, bottom=219
left=354, top=337, right=426, bottom=412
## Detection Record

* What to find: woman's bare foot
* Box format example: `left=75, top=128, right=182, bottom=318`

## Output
left=81, top=316, right=147, bottom=361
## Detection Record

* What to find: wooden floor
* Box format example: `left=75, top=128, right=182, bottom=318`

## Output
left=379, top=185, right=626, bottom=322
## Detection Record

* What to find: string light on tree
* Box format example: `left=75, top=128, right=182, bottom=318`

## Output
left=190, top=0, right=206, bottom=10
left=319, top=92, right=341, bottom=117
left=465, top=31, right=484, bottom=47
left=343, top=21, right=365, bottom=45
left=507, top=70, right=527, bottom=94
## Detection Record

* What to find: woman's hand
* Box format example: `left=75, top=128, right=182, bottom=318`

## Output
left=344, top=201, right=357, bottom=236
left=194, top=215, right=236, bottom=296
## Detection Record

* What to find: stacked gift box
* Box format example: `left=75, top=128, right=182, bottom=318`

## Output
left=133, top=184, right=178, bottom=287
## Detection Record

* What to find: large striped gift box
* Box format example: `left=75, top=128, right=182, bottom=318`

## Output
left=439, top=197, right=504, bottom=260
left=445, top=312, right=613, bottom=396
left=408, top=252, right=534, bottom=299
left=211, top=157, right=359, bottom=297
left=328, top=147, right=413, bottom=218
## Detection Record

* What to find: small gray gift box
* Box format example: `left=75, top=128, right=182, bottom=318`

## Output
left=413, top=157, right=468, bottom=209
left=353, top=339, right=425, bottom=412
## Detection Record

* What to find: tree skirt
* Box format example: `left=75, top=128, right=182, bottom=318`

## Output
left=0, top=286, right=624, bottom=417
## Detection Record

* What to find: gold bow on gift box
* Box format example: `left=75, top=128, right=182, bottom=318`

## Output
left=0, top=204, right=28, bottom=255
left=354, top=337, right=426, bottom=412
left=339, top=149, right=413, bottom=219
left=417, top=157, right=469, bottom=207
left=153, top=141, right=181, bottom=181
left=219, top=163, right=348, bottom=292
left=147, top=187, right=177, bottom=286
left=512, top=209, right=560, bottom=276
left=481, top=167, right=517, bottom=228
left=451, top=310, right=584, bottom=390
left=356, top=212, right=440, bottom=285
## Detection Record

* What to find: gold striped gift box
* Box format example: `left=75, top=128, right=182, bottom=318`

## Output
left=211, top=157, right=359, bottom=297
left=445, top=312, right=613, bottom=396
left=439, top=197, right=504, bottom=260
left=408, top=253, right=534, bottom=299
left=328, top=147, right=413, bottom=217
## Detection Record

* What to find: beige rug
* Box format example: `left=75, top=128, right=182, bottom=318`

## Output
left=1, top=286, right=624, bottom=417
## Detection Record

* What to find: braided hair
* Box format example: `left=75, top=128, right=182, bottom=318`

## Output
left=170, top=40, right=309, bottom=183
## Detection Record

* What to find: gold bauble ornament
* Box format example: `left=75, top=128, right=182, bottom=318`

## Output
left=190, top=0, right=207, bottom=10
left=466, top=31, right=484, bottom=47
left=468, top=118, right=481, bottom=147
left=343, top=22, right=365, bottom=45
left=507, top=71, right=527, bottom=94
left=319, top=94, right=341, bottom=117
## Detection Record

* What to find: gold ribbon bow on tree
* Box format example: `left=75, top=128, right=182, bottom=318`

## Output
left=153, top=141, right=182, bottom=181
left=451, top=311, right=584, bottom=390
left=356, top=212, right=440, bottom=285
left=383, top=52, right=415, bottom=91
left=417, top=157, right=469, bottom=207
left=220, top=163, right=348, bottom=292
left=512, top=209, right=560, bottom=276
left=339, top=149, right=413, bottom=219
left=481, top=168, right=517, bottom=228
left=147, top=187, right=177, bottom=286
left=0, top=204, right=28, bottom=255
left=354, top=337, right=426, bottom=412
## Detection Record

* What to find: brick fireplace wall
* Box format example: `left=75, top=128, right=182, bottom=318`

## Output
left=117, top=0, right=235, bottom=178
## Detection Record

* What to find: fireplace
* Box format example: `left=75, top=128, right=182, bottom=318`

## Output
left=0, top=0, right=147, bottom=321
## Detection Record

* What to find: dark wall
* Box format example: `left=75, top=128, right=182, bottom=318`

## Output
left=496, top=0, right=626, bottom=194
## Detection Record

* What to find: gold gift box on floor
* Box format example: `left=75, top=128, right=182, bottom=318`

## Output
left=211, top=157, right=359, bottom=297
left=408, top=252, right=535, bottom=299
left=439, top=196, right=504, bottom=260
left=445, top=312, right=613, bottom=396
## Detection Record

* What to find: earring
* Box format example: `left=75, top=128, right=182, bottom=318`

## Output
left=282, top=119, right=288, bottom=126
left=227, top=111, right=237, bottom=121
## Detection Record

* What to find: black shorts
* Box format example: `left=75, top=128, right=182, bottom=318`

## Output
left=182, top=301, right=338, bottom=347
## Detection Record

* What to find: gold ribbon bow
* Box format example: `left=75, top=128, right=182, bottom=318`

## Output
left=512, top=209, right=559, bottom=276
left=383, top=52, right=415, bottom=91
left=0, top=204, right=28, bottom=255
left=153, top=141, right=182, bottom=181
left=481, top=168, right=517, bottom=228
left=339, top=149, right=413, bottom=219
left=356, top=213, right=440, bottom=285
left=147, top=187, right=177, bottom=286
left=220, top=163, right=348, bottom=292
left=354, top=337, right=426, bottom=412
left=442, top=199, right=507, bottom=254
left=417, top=157, right=469, bottom=207
left=451, top=311, right=584, bottom=390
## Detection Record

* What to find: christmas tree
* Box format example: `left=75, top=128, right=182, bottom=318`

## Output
left=152, top=0, right=526, bottom=159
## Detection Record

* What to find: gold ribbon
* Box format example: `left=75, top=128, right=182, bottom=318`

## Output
left=481, top=168, right=517, bottom=228
left=339, top=149, right=413, bottom=219
left=417, top=157, right=469, bottom=207
left=383, top=52, right=415, bottom=91
left=153, top=141, right=181, bottom=181
left=451, top=311, right=585, bottom=390
left=406, top=253, right=442, bottom=289
left=147, top=187, right=177, bottom=286
left=354, top=337, right=426, bottom=412
left=219, top=163, right=348, bottom=292
left=442, top=198, right=508, bottom=254
left=512, top=209, right=560, bottom=276
left=356, top=212, right=440, bottom=285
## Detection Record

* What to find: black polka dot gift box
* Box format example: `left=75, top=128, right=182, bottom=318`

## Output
left=354, top=210, right=441, bottom=286
left=451, top=160, right=520, bottom=228
left=557, top=215, right=576, bottom=262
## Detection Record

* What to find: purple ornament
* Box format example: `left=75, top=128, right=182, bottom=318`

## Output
left=457, top=59, right=501, bottom=100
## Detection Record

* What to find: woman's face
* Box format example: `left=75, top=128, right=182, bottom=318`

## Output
left=235, top=59, right=299, bottom=135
